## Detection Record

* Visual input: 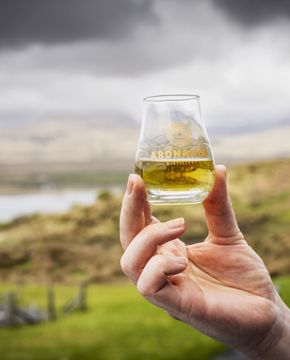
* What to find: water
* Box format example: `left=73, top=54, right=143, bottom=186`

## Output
left=0, top=190, right=99, bottom=223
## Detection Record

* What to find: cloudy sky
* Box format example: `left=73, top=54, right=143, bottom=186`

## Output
left=1, top=0, right=290, bottom=131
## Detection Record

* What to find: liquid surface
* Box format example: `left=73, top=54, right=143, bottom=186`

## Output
left=135, top=159, right=215, bottom=193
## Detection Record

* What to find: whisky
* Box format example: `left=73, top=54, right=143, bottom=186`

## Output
left=135, top=158, right=215, bottom=204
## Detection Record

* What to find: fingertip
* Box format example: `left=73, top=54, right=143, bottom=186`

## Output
left=214, top=165, right=227, bottom=179
left=120, top=174, right=148, bottom=249
left=136, top=255, right=188, bottom=297
left=126, top=174, right=134, bottom=194
left=215, top=164, right=226, bottom=171
left=202, top=164, right=241, bottom=239
left=128, top=173, right=142, bottom=183
left=205, top=165, right=227, bottom=201
left=166, top=217, right=185, bottom=229
left=203, top=165, right=229, bottom=215
left=124, top=174, right=147, bottom=215
left=165, top=220, right=186, bottom=239
left=127, top=174, right=146, bottom=196
left=174, top=256, right=188, bottom=267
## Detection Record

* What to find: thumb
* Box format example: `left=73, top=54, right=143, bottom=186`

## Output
left=203, top=165, right=242, bottom=242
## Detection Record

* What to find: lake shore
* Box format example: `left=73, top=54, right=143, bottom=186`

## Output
left=0, top=186, right=123, bottom=223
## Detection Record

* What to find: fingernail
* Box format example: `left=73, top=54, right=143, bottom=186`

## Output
left=175, top=257, right=188, bottom=266
left=166, top=218, right=185, bottom=229
left=127, top=174, right=134, bottom=195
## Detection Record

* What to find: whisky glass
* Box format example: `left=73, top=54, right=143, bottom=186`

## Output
left=135, top=94, right=215, bottom=205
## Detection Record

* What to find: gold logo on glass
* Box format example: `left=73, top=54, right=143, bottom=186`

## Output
left=166, top=121, right=193, bottom=147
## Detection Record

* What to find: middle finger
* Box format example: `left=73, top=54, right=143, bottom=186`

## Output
left=120, top=218, right=186, bottom=283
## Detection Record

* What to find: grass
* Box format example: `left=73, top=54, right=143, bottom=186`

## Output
left=0, top=277, right=289, bottom=360
left=0, top=283, right=225, bottom=360
left=274, top=276, right=290, bottom=307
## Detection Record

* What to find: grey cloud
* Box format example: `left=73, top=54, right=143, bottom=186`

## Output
left=0, top=0, right=158, bottom=47
left=0, top=0, right=290, bottom=130
left=213, top=0, right=290, bottom=25
left=0, top=1, right=224, bottom=76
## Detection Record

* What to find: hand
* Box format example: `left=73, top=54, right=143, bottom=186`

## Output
left=120, top=166, right=290, bottom=359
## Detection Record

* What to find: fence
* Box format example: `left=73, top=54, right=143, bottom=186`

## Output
left=0, top=283, right=88, bottom=327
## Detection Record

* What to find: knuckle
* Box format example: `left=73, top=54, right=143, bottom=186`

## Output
left=137, top=280, right=152, bottom=297
left=120, top=254, right=139, bottom=278
left=142, top=224, right=156, bottom=238
left=120, top=255, right=131, bottom=275
left=152, top=254, right=166, bottom=268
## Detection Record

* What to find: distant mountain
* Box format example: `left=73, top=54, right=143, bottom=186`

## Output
left=0, top=115, right=289, bottom=189
left=0, top=111, right=139, bottom=130
left=212, top=124, right=290, bottom=164
left=208, top=118, right=290, bottom=137
left=0, top=114, right=139, bottom=168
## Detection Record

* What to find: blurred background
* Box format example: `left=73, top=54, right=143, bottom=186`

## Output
left=0, top=0, right=290, bottom=359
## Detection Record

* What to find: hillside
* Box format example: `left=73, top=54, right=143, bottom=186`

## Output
left=0, top=116, right=138, bottom=166
left=0, top=116, right=290, bottom=192
left=0, top=158, right=289, bottom=283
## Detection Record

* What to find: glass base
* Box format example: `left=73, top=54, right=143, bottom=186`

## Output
left=147, top=188, right=209, bottom=205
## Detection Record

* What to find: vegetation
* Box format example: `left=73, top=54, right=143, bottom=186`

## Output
left=0, top=276, right=289, bottom=360
left=0, top=158, right=289, bottom=283
left=0, top=283, right=226, bottom=360
left=0, top=158, right=289, bottom=360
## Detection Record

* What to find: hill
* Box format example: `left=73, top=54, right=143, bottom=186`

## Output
left=0, top=115, right=290, bottom=192
left=0, top=158, right=289, bottom=283
left=0, top=115, right=138, bottom=167
left=0, top=114, right=138, bottom=192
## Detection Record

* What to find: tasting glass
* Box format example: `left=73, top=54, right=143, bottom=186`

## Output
left=135, top=94, right=215, bottom=205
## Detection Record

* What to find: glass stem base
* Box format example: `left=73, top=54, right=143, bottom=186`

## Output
left=147, top=189, right=209, bottom=205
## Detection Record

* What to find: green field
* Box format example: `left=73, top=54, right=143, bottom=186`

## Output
left=275, top=276, right=290, bottom=307
left=0, top=278, right=289, bottom=360
left=0, top=283, right=226, bottom=360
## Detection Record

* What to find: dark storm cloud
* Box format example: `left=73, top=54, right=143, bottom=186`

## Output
left=214, top=0, right=290, bottom=25
left=0, top=0, right=158, bottom=47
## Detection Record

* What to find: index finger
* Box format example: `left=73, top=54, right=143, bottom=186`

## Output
left=120, top=174, right=152, bottom=249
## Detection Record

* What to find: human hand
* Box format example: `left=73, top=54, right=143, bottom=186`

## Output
left=120, top=166, right=290, bottom=359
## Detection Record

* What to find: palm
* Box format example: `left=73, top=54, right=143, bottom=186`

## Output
left=158, top=237, right=278, bottom=348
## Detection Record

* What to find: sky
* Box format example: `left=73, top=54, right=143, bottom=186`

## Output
left=1, top=0, right=290, bottom=131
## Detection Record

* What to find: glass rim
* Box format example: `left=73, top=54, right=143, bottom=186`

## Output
left=143, top=94, right=200, bottom=102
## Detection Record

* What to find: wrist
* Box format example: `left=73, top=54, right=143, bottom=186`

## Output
left=247, top=305, right=290, bottom=359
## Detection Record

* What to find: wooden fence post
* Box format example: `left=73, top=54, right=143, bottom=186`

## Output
left=79, top=283, right=88, bottom=311
left=6, top=291, right=18, bottom=326
left=47, top=284, right=56, bottom=321
left=16, top=280, right=24, bottom=305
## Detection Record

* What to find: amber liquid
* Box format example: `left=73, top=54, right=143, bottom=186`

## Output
left=135, top=159, right=215, bottom=204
